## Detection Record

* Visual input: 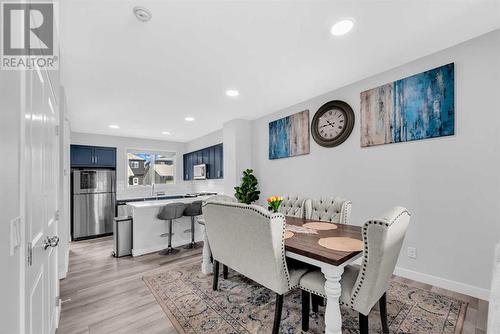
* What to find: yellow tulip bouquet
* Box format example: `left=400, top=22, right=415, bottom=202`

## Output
left=267, top=196, right=284, bottom=213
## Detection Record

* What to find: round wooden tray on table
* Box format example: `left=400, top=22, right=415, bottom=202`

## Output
left=302, top=222, right=338, bottom=230
left=318, top=237, right=363, bottom=252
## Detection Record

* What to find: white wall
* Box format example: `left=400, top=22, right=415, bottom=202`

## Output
left=71, top=132, right=191, bottom=199
left=223, top=119, right=253, bottom=195
left=185, top=130, right=225, bottom=194
left=252, top=30, right=500, bottom=299
left=0, top=64, right=22, bottom=334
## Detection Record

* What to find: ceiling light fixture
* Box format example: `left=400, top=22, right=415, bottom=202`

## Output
left=108, top=124, right=120, bottom=129
left=225, top=89, right=239, bottom=97
left=161, top=131, right=171, bottom=135
left=331, top=19, right=354, bottom=36
left=185, top=117, right=195, bottom=122
left=133, top=7, right=152, bottom=22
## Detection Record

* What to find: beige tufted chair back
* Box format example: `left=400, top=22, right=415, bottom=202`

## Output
left=203, top=201, right=293, bottom=295
left=203, top=194, right=237, bottom=205
left=278, top=195, right=310, bottom=218
left=308, top=197, right=352, bottom=224
left=348, top=207, right=411, bottom=315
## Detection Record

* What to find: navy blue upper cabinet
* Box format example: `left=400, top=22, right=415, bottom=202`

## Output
left=94, top=147, right=116, bottom=167
left=71, top=145, right=116, bottom=168
left=183, top=143, right=223, bottom=180
left=70, top=145, right=94, bottom=167
left=183, top=155, right=189, bottom=180
left=214, top=144, right=223, bottom=179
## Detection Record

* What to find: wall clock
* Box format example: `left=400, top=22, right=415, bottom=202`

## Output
left=311, top=100, right=355, bottom=147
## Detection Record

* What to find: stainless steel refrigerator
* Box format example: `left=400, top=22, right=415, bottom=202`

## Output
left=72, top=169, right=116, bottom=240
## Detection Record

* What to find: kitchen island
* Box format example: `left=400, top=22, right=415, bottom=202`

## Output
left=127, top=195, right=212, bottom=256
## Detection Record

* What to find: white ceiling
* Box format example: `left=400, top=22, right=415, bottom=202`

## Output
left=61, top=0, right=500, bottom=142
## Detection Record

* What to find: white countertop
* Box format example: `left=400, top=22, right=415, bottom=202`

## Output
left=127, top=195, right=213, bottom=208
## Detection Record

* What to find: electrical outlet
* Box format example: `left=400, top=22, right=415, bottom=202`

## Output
left=407, top=246, right=417, bottom=259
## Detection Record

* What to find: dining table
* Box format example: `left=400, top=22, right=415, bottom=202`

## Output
left=199, top=215, right=363, bottom=334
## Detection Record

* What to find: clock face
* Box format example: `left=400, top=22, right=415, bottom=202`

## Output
left=311, top=100, right=355, bottom=148
left=317, top=108, right=346, bottom=140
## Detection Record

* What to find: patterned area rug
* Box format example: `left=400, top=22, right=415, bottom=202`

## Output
left=143, top=263, right=467, bottom=334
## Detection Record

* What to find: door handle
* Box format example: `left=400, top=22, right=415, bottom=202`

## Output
left=43, top=236, right=59, bottom=250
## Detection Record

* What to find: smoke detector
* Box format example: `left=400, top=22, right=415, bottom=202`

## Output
left=133, top=7, right=152, bottom=22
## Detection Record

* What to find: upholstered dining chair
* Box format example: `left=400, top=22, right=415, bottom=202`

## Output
left=203, top=194, right=238, bottom=204
left=307, top=197, right=352, bottom=224
left=198, top=194, right=238, bottom=275
left=203, top=201, right=308, bottom=334
left=299, top=206, right=411, bottom=334
left=279, top=194, right=311, bottom=218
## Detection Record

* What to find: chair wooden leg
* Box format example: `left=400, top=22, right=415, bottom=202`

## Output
left=301, top=290, right=310, bottom=332
left=311, top=294, right=321, bottom=313
left=212, top=260, right=219, bottom=291
left=379, top=293, right=389, bottom=334
left=272, top=293, right=284, bottom=334
left=223, top=264, right=228, bottom=279
left=359, top=313, right=368, bottom=334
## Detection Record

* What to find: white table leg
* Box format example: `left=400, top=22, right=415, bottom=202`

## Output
left=322, top=265, right=344, bottom=334
left=201, top=227, right=213, bottom=274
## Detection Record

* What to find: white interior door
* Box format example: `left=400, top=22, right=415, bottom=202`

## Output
left=24, top=63, right=60, bottom=334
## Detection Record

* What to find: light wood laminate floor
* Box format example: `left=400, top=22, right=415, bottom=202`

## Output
left=58, top=237, right=488, bottom=334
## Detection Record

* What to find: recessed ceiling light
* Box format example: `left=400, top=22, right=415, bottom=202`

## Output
left=108, top=124, right=120, bottom=129
left=225, top=89, right=239, bottom=97
left=161, top=131, right=171, bottom=135
left=133, top=7, right=152, bottom=22
left=185, top=117, right=195, bottom=122
left=331, top=19, right=354, bottom=36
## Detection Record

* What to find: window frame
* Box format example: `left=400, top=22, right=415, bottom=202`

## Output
left=126, top=148, right=177, bottom=188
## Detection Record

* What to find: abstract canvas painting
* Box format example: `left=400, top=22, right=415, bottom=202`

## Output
left=360, top=63, right=454, bottom=147
left=269, top=110, right=310, bottom=159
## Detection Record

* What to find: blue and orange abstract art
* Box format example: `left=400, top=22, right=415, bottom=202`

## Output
left=360, top=63, right=454, bottom=147
left=269, top=110, right=310, bottom=159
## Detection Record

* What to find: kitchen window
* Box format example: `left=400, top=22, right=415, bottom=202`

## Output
left=127, top=150, right=176, bottom=186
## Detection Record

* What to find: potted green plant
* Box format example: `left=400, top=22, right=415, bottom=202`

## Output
left=234, top=169, right=260, bottom=204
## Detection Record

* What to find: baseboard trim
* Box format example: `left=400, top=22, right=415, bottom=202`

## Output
left=394, top=266, right=490, bottom=301
left=351, top=258, right=489, bottom=301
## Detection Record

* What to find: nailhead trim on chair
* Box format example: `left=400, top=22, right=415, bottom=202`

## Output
left=301, top=286, right=326, bottom=298
left=348, top=209, right=411, bottom=309
left=299, top=209, right=410, bottom=311
left=205, top=202, right=294, bottom=290
left=341, top=201, right=352, bottom=225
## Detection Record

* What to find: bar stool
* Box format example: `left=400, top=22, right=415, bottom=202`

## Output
left=157, top=202, right=186, bottom=255
left=183, top=200, right=203, bottom=248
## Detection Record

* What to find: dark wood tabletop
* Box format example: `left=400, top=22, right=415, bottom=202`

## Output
left=285, top=216, right=363, bottom=266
